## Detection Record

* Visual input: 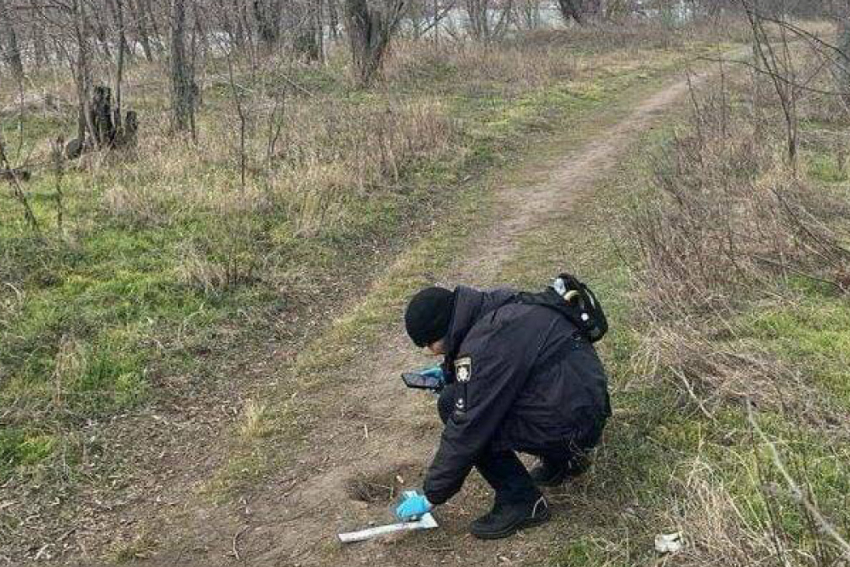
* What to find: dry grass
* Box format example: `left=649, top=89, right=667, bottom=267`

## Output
left=385, top=39, right=579, bottom=90
left=631, top=120, right=848, bottom=317
left=626, top=70, right=850, bottom=413
left=521, top=18, right=752, bottom=52
left=272, top=98, right=456, bottom=235
left=239, top=400, right=270, bottom=440
left=618, top=49, right=850, bottom=567
left=662, top=458, right=778, bottom=567
left=175, top=216, right=266, bottom=295
left=97, top=88, right=456, bottom=293
left=101, top=96, right=455, bottom=229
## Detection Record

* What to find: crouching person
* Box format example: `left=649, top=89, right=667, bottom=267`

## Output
left=396, top=283, right=611, bottom=539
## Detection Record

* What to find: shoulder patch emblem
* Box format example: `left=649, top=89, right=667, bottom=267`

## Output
left=455, top=357, right=472, bottom=383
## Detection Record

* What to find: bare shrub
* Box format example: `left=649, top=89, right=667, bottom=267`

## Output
left=636, top=321, right=820, bottom=418
left=626, top=77, right=850, bottom=414
left=176, top=217, right=266, bottom=295
left=630, top=85, right=849, bottom=320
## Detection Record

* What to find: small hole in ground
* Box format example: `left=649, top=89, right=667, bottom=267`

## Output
left=345, top=464, right=420, bottom=504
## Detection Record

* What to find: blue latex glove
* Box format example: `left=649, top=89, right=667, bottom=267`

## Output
left=395, top=490, right=433, bottom=521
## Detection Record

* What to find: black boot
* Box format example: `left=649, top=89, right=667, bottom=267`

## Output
left=470, top=496, right=550, bottom=540
left=529, top=455, right=591, bottom=487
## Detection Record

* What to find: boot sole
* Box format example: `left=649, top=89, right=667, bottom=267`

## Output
left=470, top=508, right=552, bottom=540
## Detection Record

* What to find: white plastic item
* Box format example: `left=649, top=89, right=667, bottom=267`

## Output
left=338, top=512, right=438, bottom=543
left=654, top=532, right=684, bottom=554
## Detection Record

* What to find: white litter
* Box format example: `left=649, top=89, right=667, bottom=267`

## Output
left=338, top=512, right=438, bottom=543
left=655, top=532, right=684, bottom=554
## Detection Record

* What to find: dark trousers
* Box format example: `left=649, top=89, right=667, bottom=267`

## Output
left=437, top=386, right=599, bottom=506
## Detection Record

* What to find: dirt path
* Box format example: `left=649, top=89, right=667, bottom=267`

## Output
left=134, top=69, right=709, bottom=567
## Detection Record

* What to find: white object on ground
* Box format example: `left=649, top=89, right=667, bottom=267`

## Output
left=338, top=512, right=438, bottom=544
left=654, top=532, right=684, bottom=554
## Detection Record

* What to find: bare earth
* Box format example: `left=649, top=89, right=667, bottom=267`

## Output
left=114, top=69, right=708, bottom=567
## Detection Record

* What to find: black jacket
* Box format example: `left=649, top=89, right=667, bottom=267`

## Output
left=423, top=286, right=611, bottom=505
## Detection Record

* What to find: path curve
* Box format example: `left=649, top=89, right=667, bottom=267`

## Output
left=138, top=68, right=711, bottom=567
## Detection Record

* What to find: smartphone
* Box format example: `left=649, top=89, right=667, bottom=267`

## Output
left=401, top=372, right=443, bottom=391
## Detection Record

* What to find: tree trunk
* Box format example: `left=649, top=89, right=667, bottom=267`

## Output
left=170, top=0, right=195, bottom=134
left=107, top=0, right=133, bottom=59
left=344, top=0, right=405, bottom=86
left=129, top=0, right=155, bottom=61
left=238, top=0, right=256, bottom=55
left=230, top=0, right=247, bottom=47
left=73, top=0, right=96, bottom=143
left=328, top=0, right=340, bottom=39
left=0, top=0, right=25, bottom=80
left=837, top=2, right=850, bottom=106
left=140, top=0, right=164, bottom=54
left=465, top=0, right=489, bottom=40
left=294, top=2, right=323, bottom=62
left=253, top=0, right=282, bottom=48
left=316, top=1, right=325, bottom=62
left=114, top=0, right=127, bottom=133
left=557, top=0, right=585, bottom=24
left=33, top=23, right=48, bottom=66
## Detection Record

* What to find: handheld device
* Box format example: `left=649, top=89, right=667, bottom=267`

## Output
left=401, top=371, right=444, bottom=391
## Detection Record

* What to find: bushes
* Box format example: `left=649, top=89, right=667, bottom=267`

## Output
left=620, top=55, right=850, bottom=567
left=627, top=73, right=850, bottom=411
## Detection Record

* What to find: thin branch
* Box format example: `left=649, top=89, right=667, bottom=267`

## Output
left=0, top=135, right=41, bottom=236
left=747, top=402, right=850, bottom=560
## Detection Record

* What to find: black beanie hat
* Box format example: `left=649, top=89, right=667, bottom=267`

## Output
left=405, top=287, right=455, bottom=348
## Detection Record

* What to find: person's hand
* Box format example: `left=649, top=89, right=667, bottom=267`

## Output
left=395, top=491, right=433, bottom=521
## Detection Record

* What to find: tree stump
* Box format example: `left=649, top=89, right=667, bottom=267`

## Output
left=66, top=86, right=138, bottom=158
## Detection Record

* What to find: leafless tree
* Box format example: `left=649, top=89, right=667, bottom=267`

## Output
left=344, top=0, right=405, bottom=86
left=557, top=0, right=607, bottom=24
left=0, top=0, right=24, bottom=80
left=291, top=0, right=324, bottom=62
left=464, top=0, right=514, bottom=41
left=128, top=0, right=156, bottom=60
left=744, top=1, right=799, bottom=165
left=836, top=1, right=850, bottom=105
left=517, top=0, right=542, bottom=30
left=71, top=0, right=97, bottom=144
left=171, top=0, right=197, bottom=135
left=253, top=0, right=282, bottom=47
left=557, top=0, right=586, bottom=24
left=113, top=0, right=128, bottom=134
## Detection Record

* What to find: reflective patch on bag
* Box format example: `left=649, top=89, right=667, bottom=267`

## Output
left=455, top=357, right=472, bottom=383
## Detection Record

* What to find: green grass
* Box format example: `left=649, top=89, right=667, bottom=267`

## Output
left=0, top=36, right=724, bottom=489
left=491, top=99, right=850, bottom=565
left=742, top=294, right=850, bottom=409
left=806, top=151, right=849, bottom=184
left=199, top=45, right=723, bottom=499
